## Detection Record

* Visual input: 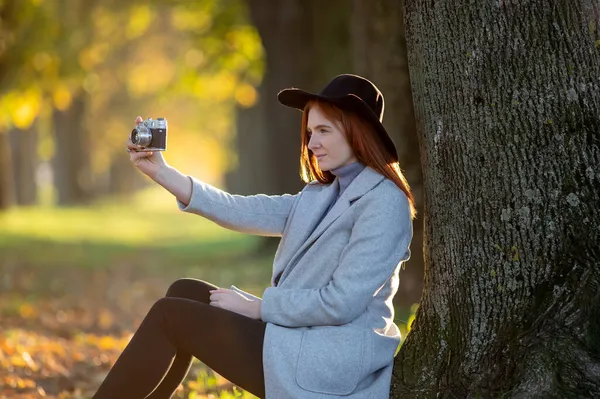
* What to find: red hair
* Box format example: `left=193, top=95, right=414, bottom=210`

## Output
left=299, top=99, right=417, bottom=220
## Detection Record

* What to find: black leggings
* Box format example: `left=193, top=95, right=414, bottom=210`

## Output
left=93, top=279, right=266, bottom=399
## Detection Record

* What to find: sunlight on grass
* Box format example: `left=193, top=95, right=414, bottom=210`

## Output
left=0, top=185, right=268, bottom=274
left=186, top=367, right=259, bottom=398
left=0, top=186, right=242, bottom=246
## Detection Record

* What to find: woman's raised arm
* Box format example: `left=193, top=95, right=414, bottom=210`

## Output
left=175, top=175, right=300, bottom=237
left=126, top=116, right=301, bottom=236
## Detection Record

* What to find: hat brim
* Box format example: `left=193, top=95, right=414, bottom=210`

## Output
left=277, top=88, right=398, bottom=162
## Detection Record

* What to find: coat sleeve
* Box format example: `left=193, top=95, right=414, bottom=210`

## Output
left=177, top=176, right=301, bottom=237
left=260, top=187, right=413, bottom=327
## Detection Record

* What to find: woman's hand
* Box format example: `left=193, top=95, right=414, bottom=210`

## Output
left=126, top=116, right=168, bottom=180
left=209, top=288, right=262, bottom=320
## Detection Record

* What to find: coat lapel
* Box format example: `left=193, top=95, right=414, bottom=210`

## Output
left=278, top=166, right=385, bottom=284
left=287, top=178, right=340, bottom=253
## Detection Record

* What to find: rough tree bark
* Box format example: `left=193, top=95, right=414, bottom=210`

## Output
left=392, top=1, right=600, bottom=397
left=351, top=0, right=424, bottom=307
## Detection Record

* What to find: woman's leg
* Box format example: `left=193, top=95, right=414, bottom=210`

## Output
left=147, top=279, right=219, bottom=398
left=93, top=281, right=266, bottom=399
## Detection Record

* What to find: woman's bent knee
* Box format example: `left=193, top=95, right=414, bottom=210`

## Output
left=165, top=278, right=217, bottom=303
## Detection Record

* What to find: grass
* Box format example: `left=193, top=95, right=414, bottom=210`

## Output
left=0, top=186, right=253, bottom=255
left=0, top=186, right=274, bottom=290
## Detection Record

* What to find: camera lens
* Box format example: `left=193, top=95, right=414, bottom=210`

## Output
left=131, top=126, right=152, bottom=147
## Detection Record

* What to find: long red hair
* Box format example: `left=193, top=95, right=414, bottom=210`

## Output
left=299, top=99, right=417, bottom=220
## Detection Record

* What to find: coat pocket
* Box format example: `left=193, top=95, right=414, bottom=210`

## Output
left=295, top=326, right=369, bottom=395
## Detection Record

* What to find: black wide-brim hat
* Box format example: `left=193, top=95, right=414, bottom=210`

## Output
left=277, top=74, right=398, bottom=161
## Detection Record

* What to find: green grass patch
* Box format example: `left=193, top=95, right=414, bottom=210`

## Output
left=0, top=186, right=261, bottom=268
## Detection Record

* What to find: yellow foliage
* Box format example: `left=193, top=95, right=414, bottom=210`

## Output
left=226, top=26, right=264, bottom=64
left=171, top=5, right=211, bottom=32
left=185, top=48, right=206, bottom=68
left=235, top=83, right=257, bottom=108
left=9, top=351, right=38, bottom=372
left=19, top=303, right=37, bottom=319
left=98, top=309, right=114, bottom=329
left=93, top=6, right=119, bottom=39
left=82, top=72, right=101, bottom=93
left=32, top=52, right=52, bottom=72
left=195, top=72, right=236, bottom=101
left=127, top=57, right=175, bottom=96
left=13, top=102, right=38, bottom=129
left=21, top=351, right=38, bottom=372
left=98, top=336, right=118, bottom=350
left=0, top=88, right=43, bottom=129
left=53, top=85, right=72, bottom=111
left=2, top=376, right=37, bottom=389
left=79, top=43, right=109, bottom=71
left=126, top=5, right=154, bottom=39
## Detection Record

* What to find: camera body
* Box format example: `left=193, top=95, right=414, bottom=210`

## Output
left=130, top=117, right=168, bottom=151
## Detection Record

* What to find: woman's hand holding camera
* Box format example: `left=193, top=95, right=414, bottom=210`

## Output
left=126, top=116, right=168, bottom=180
left=126, top=115, right=193, bottom=206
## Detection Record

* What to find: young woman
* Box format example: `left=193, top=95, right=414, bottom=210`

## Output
left=94, top=74, right=416, bottom=399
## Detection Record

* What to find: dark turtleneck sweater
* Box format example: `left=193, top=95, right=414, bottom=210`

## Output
left=324, top=161, right=366, bottom=216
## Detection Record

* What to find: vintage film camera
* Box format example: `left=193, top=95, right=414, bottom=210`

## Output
left=130, top=117, right=168, bottom=151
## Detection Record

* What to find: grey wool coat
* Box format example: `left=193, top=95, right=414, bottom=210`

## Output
left=177, top=166, right=413, bottom=398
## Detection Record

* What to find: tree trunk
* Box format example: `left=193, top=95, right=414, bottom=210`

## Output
left=107, top=154, right=142, bottom=198
left=225, top=82, right=271, bottom=195
left=101, top=75, right=145, bottom=197
left=393, top=1, right=600, bottom=397
left=351, top=0, right=424, bottom=308
left=52, top=91, right=94, bottom=206
left=0, top=130, right=15, bottom=210
left=9, top=124, right=39, bottom=206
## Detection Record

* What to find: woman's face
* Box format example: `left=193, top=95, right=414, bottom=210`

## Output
left=306, top=105, right=357, bottom=171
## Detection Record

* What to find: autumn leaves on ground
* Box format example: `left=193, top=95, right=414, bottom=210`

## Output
left=0, top=187, right=269, bottom=398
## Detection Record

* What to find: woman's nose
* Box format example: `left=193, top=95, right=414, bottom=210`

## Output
left=308, top=135, right=321, bottom=150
